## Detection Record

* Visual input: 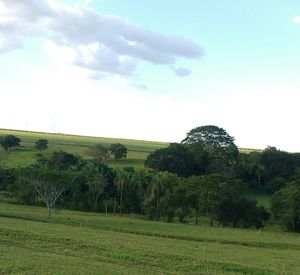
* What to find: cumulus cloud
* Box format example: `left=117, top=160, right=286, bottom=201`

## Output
left=0, top=0, right=204, bottom=77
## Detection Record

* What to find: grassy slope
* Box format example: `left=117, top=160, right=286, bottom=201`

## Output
left=0, top=129, right=168, bottom=169
left=0, top=202, right=299, bottom=274
left=0, top=129, right=272, bottom=208
left=0, top=129, right=262, bottom=169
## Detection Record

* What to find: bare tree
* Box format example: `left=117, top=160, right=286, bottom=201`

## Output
left=87, top=174, right=107, bottom=210
left=27, top=169, right=72, bottom=219
left=32, top=180, right=67, bottom=219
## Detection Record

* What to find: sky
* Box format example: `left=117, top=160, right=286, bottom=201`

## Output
left=1, top=0, right=300, bottom=151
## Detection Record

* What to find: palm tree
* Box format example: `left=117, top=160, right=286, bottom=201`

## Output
left=114, top=169, right=129, bottom=214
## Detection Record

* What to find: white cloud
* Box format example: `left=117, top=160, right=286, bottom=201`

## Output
left=0, top=0, right=204, bottom=77
left=44, top=40, right=76, bottom=65
left=292, top=16, right=300, bottom=23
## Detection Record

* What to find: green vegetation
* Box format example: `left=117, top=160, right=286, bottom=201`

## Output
left=1, top=126, right=300, bottom=273
left=0, top=129, right=262, bottom=169
left=0, top=129, right=168, bottom=168
left=0, top=202, right=300, bottom=274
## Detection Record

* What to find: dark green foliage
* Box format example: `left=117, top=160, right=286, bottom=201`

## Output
left=0, top=135, right=21, bottom=151
left=265, top=176, right=286, bottom=193
left=261, top=147, right=299, bottom=184
left=7, top=176, right=37, bottom=205
left=180, top=174, right=268, bottom=228
left=34, top=139, right=48, bottom=151
left=182, top=125, right=239, bottom=176
left=217, top=198, right=269, bottom=228
left=0, top=167, right=15, bottom=191
left=91, top=144, right=109, bottom=160
left=145, top=172, right=181, bottom=220
left=21, top=167, right=75, bottom=218
left=237, top=152, right=264, bottom=188
left=47, top=151, right=79, bottom=171
left=109, top=143, right=127, bottom=160
left=271, top=178, right=300, bottom=232
left=145, top=143, right=197, bottom=177
left=237, top=148, right=300, bottom=193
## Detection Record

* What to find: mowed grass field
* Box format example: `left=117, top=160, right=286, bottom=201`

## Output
left=0, top=129, right=168, bottom=169
left=0, top=202, right=298, bottom=274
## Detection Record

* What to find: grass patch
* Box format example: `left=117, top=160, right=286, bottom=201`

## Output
left=0, top=202, right=299, bottom=274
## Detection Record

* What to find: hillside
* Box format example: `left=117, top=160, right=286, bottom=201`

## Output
left=0, top=129, right=260, bottom=169
left=0, top=129, right=168, bottom=168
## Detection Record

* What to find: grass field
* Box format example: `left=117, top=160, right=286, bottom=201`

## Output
left=0, top=129, right=262, bottom=169
left=0, top=202, right=298, bottom=274
left=0, top=129, right=168, bottom=169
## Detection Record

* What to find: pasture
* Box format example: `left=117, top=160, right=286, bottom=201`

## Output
left=0, top=202, right=298, bottom=274
left=0, top=129, right=168, bottom=169
left=0, top=129, right=261, bottom=170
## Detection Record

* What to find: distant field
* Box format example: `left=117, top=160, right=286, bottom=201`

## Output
left=0, top=202, right=299, bottom=274
left=0, top=129, right=260, bottom=169
left=0, top=129, right=168, bottom=168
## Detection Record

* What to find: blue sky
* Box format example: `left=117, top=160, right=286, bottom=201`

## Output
left=1, top=0, right=300, bottom=151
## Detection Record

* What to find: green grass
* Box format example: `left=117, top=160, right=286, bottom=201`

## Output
left=0, top=129, right=168, bottom=169
left=0, top=202, right=299, bottom=274
left=0, top=129, right=263, bottom=169
left=244, top=192, right=272, bottom=209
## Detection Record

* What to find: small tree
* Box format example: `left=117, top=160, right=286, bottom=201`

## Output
left=87, top=174, right=107, bottom=210
left=35, top=139, right=48, bottom=151
left=91, top=144, right=109, bottom=161
left=271, top=180, right=300, bottom=232
left=0, top=135, right=21, bottom=151
left=110, top=143, right=127, bottom=160
left=25, top=169, right=72, bottom=219
left=114, top=168, right=130, bottom=213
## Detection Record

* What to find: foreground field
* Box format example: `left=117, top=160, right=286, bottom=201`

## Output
left=0, top=202, right=299, bottom=274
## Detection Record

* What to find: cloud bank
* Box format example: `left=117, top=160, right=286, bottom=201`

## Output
left=0, top=0, right=204, bottom=77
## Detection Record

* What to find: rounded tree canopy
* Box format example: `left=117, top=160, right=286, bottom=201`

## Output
left=182, top=125, right=236, bottom=148
left=0, top=135, right=21, bottom=151
left=181, top=125, right=239, bottom=176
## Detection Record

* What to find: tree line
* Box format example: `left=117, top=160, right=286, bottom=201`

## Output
left=0, top=126, right=300, bottom=232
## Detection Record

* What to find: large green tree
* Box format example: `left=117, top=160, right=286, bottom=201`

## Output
left=91, top=144, right=109, bottom=161
left=145, top=143, right=196, bottom=177
left=182, top=125, right=239, bottom=176
left=47, top=151, right=79, bottom=171
left=34, top=139, right=48, bottom=151
left=109, top=143, right=127, bottom=160
left=0, top=135, right=21, bottom=151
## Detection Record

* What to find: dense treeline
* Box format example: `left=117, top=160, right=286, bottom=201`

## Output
left=1, top=126, right=300, bottom=232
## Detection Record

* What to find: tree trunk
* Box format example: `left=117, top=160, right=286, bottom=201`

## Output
left=195, top=212, right=199, bottom=225
left=94, top=198, right=98, bottom=211
left=156, top=188, right=159, bottom=220
left=113, top=196, right=116, bottom=215
left=208, top=209, right=213, bottom=226
left=292, top=214, right=295, bottom=232
left=47, top=206, right=52, bottom=219
left=120, top=186, right=123, bottom=214
left=105, top=204, right=108, bottom=215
